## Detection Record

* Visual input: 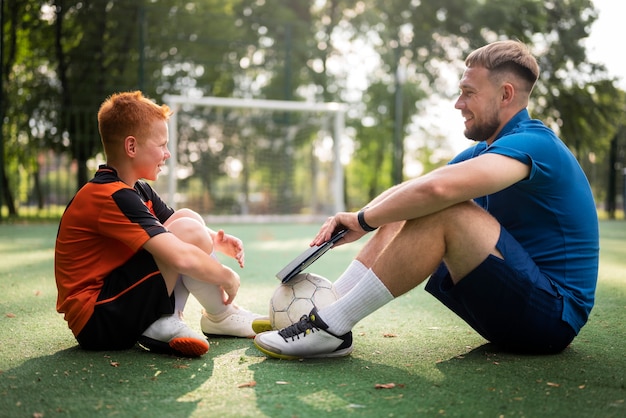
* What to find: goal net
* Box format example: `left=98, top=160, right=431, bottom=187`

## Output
left=153, top=95, right=348, bottom=221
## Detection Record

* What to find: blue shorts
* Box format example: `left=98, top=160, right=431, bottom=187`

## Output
left=76, top=250, right=174, bottom=351
left=425, top=227, right=575, bottom=354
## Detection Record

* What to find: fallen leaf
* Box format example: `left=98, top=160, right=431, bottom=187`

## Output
left=110, top=361, right=120, bottom=367
left=546, top=382, right=560, bottom=387
left=238, top=381, right=257, bottom=388
left=6, top=313, right=15, bottom=318
left=383, top=333, right=397, bottom=338
left=375, top=383, right=396, bottom=389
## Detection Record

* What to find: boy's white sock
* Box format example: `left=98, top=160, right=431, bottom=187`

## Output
left=181, top=274, right=229, bottom=316
left=333, top=260, right=368, bottom=297
left=319, top=268, right=394, bottom=336
left=173, top=276, right=190, bottom=313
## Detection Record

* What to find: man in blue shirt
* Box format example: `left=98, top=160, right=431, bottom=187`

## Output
left=254, top=40, right=599, bottom=359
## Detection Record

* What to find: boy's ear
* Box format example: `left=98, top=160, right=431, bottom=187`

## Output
left=125, top=136, right=137, bottom=157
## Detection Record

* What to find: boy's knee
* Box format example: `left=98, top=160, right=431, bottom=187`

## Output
left=174, top=208, right=204, bottom=224
left=166, top=216, right=210, bottom=248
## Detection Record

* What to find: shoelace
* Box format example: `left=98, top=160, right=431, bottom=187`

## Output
left=278, top=314, right=319, bottom=341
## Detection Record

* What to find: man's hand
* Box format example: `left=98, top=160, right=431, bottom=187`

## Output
left=311, top=212, right=366, bottom=247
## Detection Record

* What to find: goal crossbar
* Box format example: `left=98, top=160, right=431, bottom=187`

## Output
left=162, top=95, right=348, bottom=214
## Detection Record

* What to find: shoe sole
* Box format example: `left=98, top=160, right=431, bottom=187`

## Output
left=202, top=331, right=255, bottom=339
left=253, top=339, right=353, bottom=360
left=139, top=335, right=209, bottom=357
left=251, top=319, right=273, bottom=334
left=170, top=337, right=209, bottom=357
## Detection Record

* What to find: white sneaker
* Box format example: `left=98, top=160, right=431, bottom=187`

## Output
left=139, top=312, right=209, bottom=357
left=254, top=308, right=353, bottom=360
left=201, top=305, right=267, bottom=338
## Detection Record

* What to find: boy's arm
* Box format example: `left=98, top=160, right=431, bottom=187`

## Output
left=144, top=232, right=240, bottom=304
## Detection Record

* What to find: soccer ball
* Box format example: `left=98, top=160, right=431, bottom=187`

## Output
left=270, top=272, right=339, bottom=330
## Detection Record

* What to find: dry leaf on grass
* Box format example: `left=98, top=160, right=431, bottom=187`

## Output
left=383, top=333, right=397, bottom=338
left=238, top=381, right=257, bottom=388
left=6, top=313, right=16, bottom=318
left=110, top=361, right=120, bottom=367
left=375, top=382, right=403, bottom=389
left=173, top=364, right=189, bottom=369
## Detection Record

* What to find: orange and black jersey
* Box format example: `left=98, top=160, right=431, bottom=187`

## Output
left=54, top=165, right=174, bottom=336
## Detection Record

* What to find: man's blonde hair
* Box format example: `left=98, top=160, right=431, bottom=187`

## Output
left=97, top=91, right=172, bottom=156
left=465, top=40, right=540, bottom=93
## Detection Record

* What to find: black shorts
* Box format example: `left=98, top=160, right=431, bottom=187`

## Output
left=425, top=227, right=576, bottom=354
left=76, top=250, right=174, bottom=351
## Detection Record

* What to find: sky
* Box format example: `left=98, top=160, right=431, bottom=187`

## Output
left=427, top=0, right=625, bottom=156
left=585, top=0, right=625, bottom=89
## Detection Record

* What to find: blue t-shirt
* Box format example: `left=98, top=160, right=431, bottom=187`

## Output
left=450, top=109, right=599, bottom=333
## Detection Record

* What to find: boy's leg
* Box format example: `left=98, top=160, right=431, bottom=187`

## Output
left=75, top=250, right=209, bottom=357
left=165, top=209, right=264, bottom=337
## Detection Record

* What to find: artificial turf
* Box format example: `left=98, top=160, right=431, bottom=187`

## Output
left=0, top=221, right=624, bottom=417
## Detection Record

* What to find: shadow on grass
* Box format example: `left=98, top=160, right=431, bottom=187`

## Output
left=0, top=344, right=215, bottom=417
left=246, top=347, right=434, bottom=417
left=244, top=337, right=625, bottom=418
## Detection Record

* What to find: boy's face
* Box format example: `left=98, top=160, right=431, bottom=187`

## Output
left=134, top=120, right=171, bottom=181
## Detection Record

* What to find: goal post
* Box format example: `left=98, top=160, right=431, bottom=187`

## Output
left=160, top=95, right=348, bottom=219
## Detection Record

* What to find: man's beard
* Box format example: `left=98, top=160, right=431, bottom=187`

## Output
left=464, top=113, right=500, bottom=142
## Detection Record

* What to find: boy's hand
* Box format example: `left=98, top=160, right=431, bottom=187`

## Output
left=214, top=229, right=245, bottom=268
left=220, top=266, right=241, bottom=304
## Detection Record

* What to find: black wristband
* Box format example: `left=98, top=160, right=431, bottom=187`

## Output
left=357, top=208, right=378, bottom=232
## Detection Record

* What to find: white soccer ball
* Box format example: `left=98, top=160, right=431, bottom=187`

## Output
left=270, top=272, right=339, bottom=330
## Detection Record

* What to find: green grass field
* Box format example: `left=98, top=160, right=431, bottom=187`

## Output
left=0, top=221, right=624, bottom=417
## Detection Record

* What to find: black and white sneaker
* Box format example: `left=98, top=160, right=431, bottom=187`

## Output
left=253, top=308, right=353, bottom=359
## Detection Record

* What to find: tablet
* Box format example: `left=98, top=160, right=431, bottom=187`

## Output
left=275, top=229, right=348, bottom=283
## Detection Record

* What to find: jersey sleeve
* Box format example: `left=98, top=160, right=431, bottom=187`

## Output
left=98, top=187, right=169, bottom=252
left=134, top=181, right=175, bottom=223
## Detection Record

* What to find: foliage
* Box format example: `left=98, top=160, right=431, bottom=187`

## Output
left=1, top=0, right=624, bottom=218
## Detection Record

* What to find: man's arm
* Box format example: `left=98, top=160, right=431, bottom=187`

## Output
left=365, top=153, right=530, bottom=227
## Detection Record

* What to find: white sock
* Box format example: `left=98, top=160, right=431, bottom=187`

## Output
left=173, top=276, right=189, bottom=313
left=333, top=260, right=368, bottom=297
left=319, top=268, right=394, bottom=336
left=181, top=274, right=229, bottom=316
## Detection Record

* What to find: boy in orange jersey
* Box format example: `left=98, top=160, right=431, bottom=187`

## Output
left=55, top=91, right=264, bottom=357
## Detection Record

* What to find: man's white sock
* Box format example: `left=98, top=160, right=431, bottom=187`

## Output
left=319, top=268, right=394, bottom=336
left=333, top=259, right=368, bottom=297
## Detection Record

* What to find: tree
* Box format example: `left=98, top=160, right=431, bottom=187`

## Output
left=2, top=0, right=622, bottom=218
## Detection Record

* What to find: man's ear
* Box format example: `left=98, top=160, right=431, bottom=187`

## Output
left=501, top=83, right=515, bottom=105
left=125, top=136, right=137, bottom=157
